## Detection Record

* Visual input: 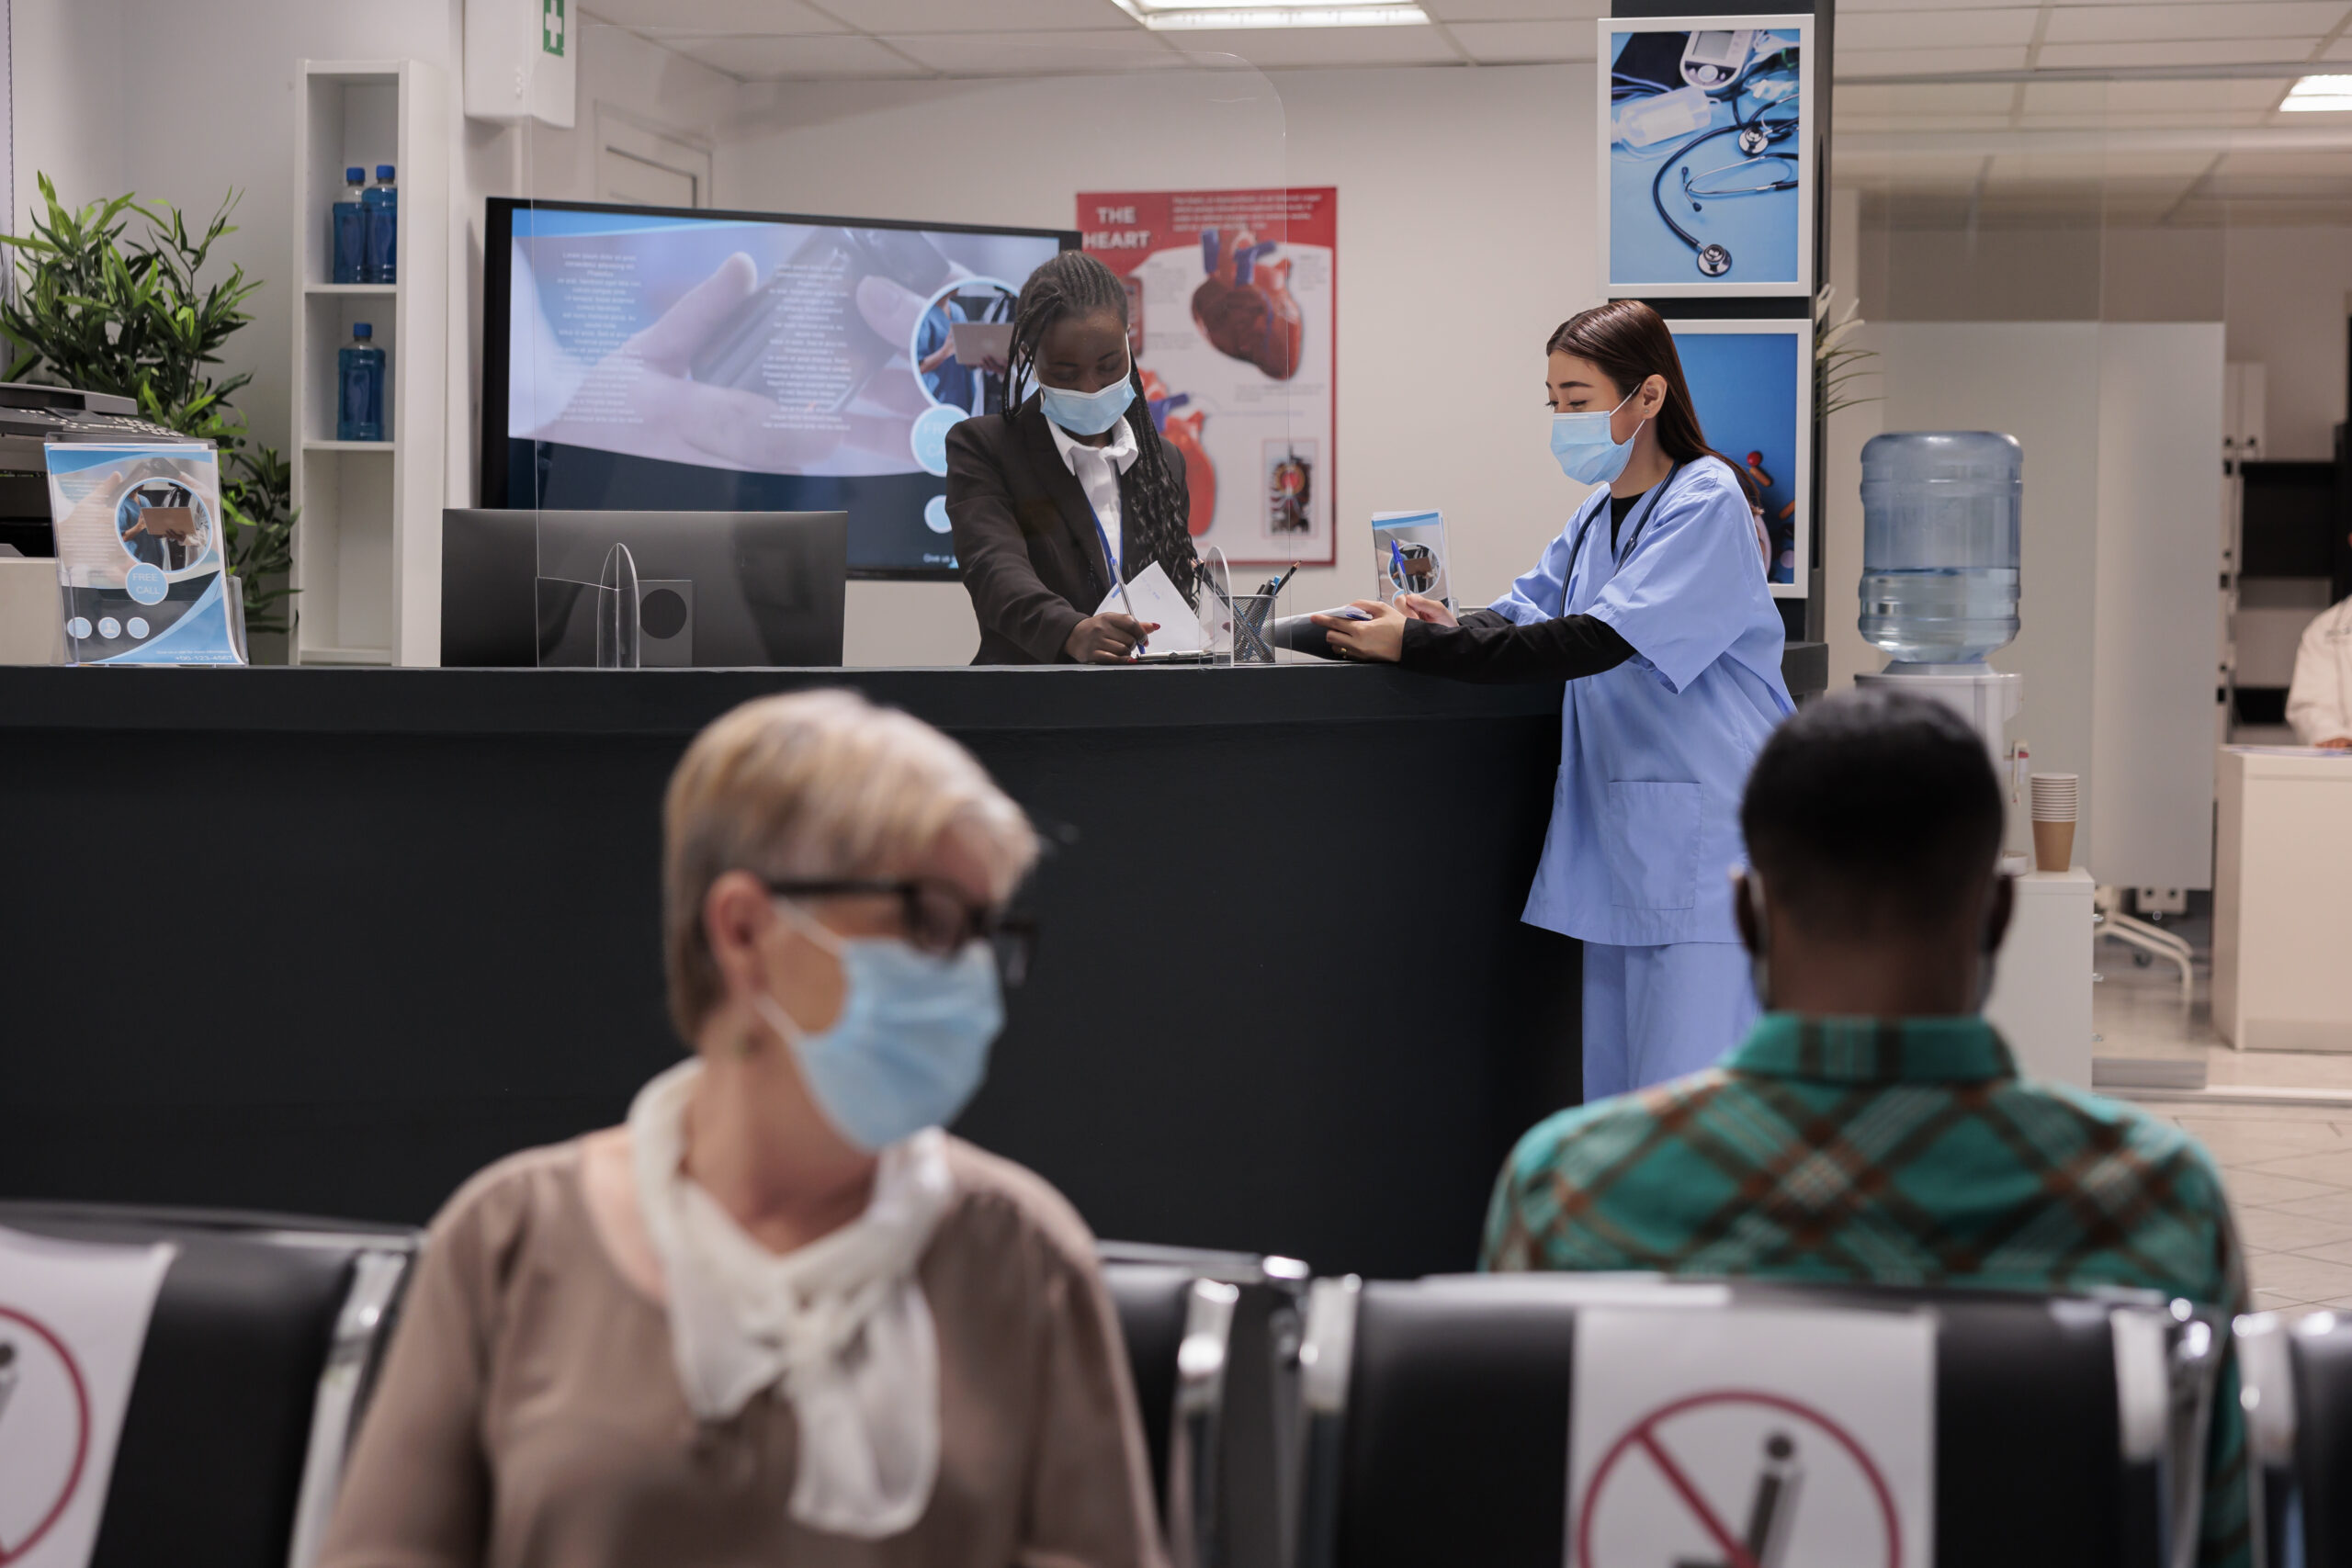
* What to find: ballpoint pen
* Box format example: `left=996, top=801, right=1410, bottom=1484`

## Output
left=1096, top=516, right=1148, bottom=656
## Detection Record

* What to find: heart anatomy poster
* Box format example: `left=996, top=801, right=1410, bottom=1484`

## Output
left=1079, top=188, right=1336, bottom=567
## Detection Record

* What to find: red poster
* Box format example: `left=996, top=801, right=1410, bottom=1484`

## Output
left=1078, top=187, right=1336, bottom=566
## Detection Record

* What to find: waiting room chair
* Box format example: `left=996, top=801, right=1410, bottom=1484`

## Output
left=1295, top=1273, right=2227, bottom=1568
left=0, top=1201, right=420, bottom=1568
left=2239, top=1307, right=2352, bottom=1568
left=1100, top=1241, right=1310, bottom=1568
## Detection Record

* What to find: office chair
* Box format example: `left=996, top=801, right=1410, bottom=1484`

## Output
left=1099, top=1242, right=1310, bottom=1568
left=1295, top=1273, right=2227, bottom=1568
left=0, top=1201, right=420, bottom=1568
left=2240, top=1308, right=2352, bottom=1568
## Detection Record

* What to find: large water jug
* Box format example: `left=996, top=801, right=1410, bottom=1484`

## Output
left=1859, top=430, right=2021, bottom=663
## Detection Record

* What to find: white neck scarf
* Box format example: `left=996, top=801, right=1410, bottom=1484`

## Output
left=628, top=1058, right=955, bottom=1538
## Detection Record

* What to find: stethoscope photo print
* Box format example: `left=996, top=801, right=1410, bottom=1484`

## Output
left=1603, top=17, right=1810, bottom=292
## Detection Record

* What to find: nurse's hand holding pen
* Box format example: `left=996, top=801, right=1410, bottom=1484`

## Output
left=1311, top=600, right=1408, bottom=661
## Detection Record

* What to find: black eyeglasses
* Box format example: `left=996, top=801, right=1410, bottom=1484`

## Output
left=763, top=878, right=1038, bottom=987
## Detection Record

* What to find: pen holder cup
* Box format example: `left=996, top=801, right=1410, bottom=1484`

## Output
left=1232, top=594, right=1276, bottom=665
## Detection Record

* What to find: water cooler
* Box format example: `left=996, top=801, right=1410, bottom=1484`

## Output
left=1849, top=431, right=2092, bottom=1089
left=1850, top=431, right=2025, bottom=773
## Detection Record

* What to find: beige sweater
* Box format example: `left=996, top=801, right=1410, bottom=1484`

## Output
left=319, top=1137, right=1168, bottom=1568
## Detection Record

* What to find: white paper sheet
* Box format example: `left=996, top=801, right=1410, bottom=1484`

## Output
left=0, top=1226, right=175, bottom=1568
left=1097, top=561, right=1206, bottom=653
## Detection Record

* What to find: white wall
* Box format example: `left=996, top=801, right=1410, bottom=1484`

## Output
left=2220, top=225, right=2352, bottom=462
left=12, top=0, right=466, bottom=457
left=714, top=62, right=1599, bottom=666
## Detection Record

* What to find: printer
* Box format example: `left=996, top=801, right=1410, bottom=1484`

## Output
left=0, top=380, right=200, bottom=559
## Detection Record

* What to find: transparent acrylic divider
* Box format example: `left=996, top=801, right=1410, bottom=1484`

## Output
left=1201, top=544, right=1236, bottom=666
left=508, top=24, right=1285, bottom=668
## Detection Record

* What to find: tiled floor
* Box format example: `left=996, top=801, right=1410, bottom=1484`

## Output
left=2093, top=909, right=2352, bottom=1316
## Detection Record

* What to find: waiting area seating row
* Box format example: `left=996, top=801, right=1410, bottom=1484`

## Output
left=2, top=1201, right=2345, bottom=1568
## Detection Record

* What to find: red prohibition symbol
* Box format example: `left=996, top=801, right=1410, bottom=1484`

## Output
left=0, top=1305, right=94, bottom=1567
left=1576, top=1388, right=1903, bottom=1568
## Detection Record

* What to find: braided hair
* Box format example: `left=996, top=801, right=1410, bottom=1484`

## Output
left=1004, top=251, right=1199, bottom=604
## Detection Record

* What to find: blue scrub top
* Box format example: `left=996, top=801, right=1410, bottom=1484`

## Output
left=1491, top=457, right=1793, bottom=947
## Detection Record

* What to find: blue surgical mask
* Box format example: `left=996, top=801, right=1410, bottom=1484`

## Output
left=752, top=903, right=1002, bottom=1151
left=1039, top=370, right=1136, bottom=437
left=1549, top=388, right=1644, bottom=485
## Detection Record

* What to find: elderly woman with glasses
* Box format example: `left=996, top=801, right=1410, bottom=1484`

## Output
left=321, top=690, right=1164, bottom=1568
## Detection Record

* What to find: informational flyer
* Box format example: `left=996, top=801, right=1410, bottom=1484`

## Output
left=46, top=443, right=243, bottom=665
left=1080, top=187, right=1336, bottom=566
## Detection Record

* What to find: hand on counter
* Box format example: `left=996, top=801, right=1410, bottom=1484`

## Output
left=1312, top=600, right=1407, bottom=663
left=1066, top=613, right=1158, bottom=664
left=2322, top=736, right=2352, bottom=750
left=1396, top=593, right=1456, bottom=627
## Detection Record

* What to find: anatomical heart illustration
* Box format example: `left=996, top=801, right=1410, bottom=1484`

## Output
left=1191, top=228, right=1305, bottom=381
left=1080, top=187, right=1333, bottom=564
left=1143, top=369, right=1219, bottom=537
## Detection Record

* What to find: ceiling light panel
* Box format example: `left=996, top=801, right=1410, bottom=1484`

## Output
left=2284, top=73, right=2352, bottom=110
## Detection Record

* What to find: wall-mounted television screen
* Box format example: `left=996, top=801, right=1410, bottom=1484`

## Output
left=481, top=197, right=1075, bottom=579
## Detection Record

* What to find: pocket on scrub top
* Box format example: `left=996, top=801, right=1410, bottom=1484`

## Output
left=1600, top=781, right=1702, bottom=911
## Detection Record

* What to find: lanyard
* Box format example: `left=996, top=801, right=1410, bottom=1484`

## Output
left=1565, top=463, right=1680, bottom=584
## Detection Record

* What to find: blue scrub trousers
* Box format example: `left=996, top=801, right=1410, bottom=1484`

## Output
left=1580, top=940, right=1758, bottom=1102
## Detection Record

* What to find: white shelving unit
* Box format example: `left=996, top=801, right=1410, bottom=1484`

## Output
left=290, top=61, right=447, bottom=667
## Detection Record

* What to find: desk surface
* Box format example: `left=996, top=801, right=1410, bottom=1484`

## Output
left=0, top=641, right=1830, bottom=737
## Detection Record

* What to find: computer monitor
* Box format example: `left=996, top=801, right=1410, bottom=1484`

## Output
left=440, top=509, right=846, bottom=668
left=481, top=197, right=1075, bottom=580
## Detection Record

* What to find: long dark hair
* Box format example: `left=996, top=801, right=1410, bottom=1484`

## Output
left=1004, top=251, right=1199, bottom=604
left=1547, top=300, right=1759, bottom=507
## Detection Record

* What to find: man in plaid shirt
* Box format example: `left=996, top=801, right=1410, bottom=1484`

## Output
left=1482, top=688, right=2248, bottom=1567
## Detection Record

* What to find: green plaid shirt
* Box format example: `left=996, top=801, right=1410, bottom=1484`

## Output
left=1481, top=1012, right=2250, bottom=1567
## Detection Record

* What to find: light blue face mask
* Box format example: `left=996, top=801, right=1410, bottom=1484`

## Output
left=1039, top=367, right=1136, bottom=437
left=1549, top=387, right=1644, bottom=486
left=752, top=903, right=1002, bottom=1152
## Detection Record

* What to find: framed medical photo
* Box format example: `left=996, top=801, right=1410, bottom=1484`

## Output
left=1667, top=317, right=1811, bottom=596
left=1598, top=15, right=1814, bottom=297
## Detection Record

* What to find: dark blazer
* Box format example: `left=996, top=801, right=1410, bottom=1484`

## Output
left=944, top=398, right=1188, bottom=664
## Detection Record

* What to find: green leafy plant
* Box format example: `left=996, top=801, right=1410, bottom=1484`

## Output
left=1815, top=285, right=1880, bottom=423
left=0, top=173, right=298, bottom=635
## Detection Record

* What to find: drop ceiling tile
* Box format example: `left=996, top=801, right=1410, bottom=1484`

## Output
left=2101, top=76, right=2294, bottom=112
left=884, top=29, right=1179, bottom=72
left=2006, top=107, right=2269, bottom=129
left=1839, top=8, right=2040, bottom=49
left=1167, top=24, right=1464, bottom=67
left=1837, top=44, right=2032, bottom=74
left=1839, top=0, right=2047, bottom=10
left=1445, top=20, right=1592, bottom=62
left=584, top=0, right=848, bottom=32
left=2042, top=1, right=2346, bottom=39
left=2035, top=37, right=2324, bottom=67
left=2324, top=32, right=2352, bottom=57
left=815, top=0, right=1140, bottom=29
left=670, top=32, right=926, bottom=76
left=1883, top=81, right=2024, bottom=112
left=2216, top=149, right=2352, bottom=175
left=1419, top=0, right=1607, bottom=20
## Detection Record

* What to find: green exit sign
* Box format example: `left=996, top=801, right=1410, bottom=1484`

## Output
left=542, top=0, right=565, bottom=58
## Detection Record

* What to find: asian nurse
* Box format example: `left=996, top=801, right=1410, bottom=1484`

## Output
left=1316, top=299, right=1793, bottom=1100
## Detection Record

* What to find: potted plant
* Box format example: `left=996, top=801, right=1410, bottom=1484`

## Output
left=0, top=174, right=297, bottom=648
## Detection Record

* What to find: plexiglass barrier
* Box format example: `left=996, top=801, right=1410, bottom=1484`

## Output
left=500, top=26, right=1291, bottom=668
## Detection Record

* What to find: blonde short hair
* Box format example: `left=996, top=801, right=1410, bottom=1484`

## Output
left=662, top=689, right=1038, bottom=1041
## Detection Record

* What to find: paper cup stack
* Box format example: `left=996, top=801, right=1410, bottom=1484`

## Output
left=2030, top=773, right=2078, bottom=873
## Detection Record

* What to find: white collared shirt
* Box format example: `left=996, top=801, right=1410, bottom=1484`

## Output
left=1046, top=414, right=1140, bottom=580
left=2289, top=595, right=2352, bottom=745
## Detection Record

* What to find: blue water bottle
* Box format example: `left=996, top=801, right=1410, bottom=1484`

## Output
left=361, top=164, right=397, bottom=284
left=331, top=167, right=368, bottom=284
left=337, top=323, right=386, bottom=441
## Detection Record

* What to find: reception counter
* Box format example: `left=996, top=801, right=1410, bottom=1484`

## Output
left=0, top=647, right=1825, bottom=1276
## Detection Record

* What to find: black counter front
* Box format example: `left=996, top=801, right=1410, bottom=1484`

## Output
left=0, top=649, right=1824, bottom=1276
